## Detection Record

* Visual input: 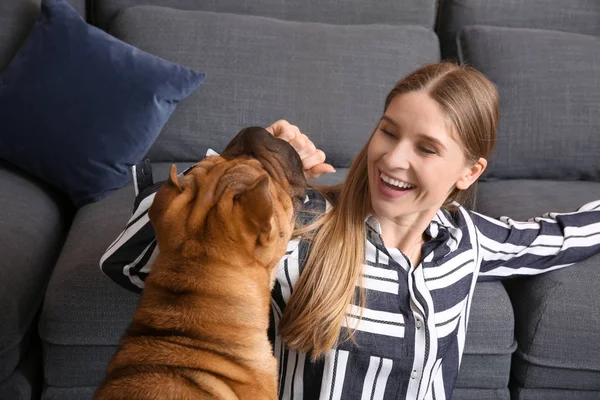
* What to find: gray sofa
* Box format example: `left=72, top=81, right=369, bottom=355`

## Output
left=1, top=0, right=599, bottom=399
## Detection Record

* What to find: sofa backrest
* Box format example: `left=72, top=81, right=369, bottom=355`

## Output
left=94, top=0, right=440, bottom=165
left=438, top=0, right=600, bottom=181
left=0, top=0, right=85, bottom=71
left=92, top=0, right=437, bottom=30
left=437, top=0, right=600, bottom=60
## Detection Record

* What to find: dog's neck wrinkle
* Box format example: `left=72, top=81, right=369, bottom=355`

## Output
left=141, top=269, right=274, bottom=351
left=152, top=254, right=276, bottom=311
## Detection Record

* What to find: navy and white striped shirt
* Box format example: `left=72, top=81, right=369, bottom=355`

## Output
left=100, top=160, right=600, bottom=400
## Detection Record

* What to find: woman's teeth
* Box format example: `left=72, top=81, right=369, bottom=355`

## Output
left=380, top=173, right=415, bottom=190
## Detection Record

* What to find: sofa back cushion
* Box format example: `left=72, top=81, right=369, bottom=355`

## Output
left=458, top=26, right=600, bottom=180
left=0, top=0, right=85, bottom=71
left=110, top=5, right=440, bottom=165
left=93, top=0, right=437, bottom=30
left=437, top=0, right=600, bottom=59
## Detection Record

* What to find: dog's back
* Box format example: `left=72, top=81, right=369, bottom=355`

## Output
left=94, top=128, right=306, bottom=400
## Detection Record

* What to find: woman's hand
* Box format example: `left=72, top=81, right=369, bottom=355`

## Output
left=266, top=120, right=336, bottom=179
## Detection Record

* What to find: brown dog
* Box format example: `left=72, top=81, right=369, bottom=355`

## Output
left=94, top=127, right=307, bottom=400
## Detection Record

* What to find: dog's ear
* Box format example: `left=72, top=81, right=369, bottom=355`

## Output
left=167, top=164, right=183, bottom=192
left=234, top=175, right=273, bottom=245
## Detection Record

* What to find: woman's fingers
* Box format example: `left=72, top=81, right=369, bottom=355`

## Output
left=266, top=120, right=298, bottom=142
left=265, top=120, right=336, bottom=178
left=302, top=150, right=336, bottom=179
left=306, top=163, right=336, bottom=179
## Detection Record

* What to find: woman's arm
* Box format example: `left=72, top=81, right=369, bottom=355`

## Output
left=470, top=200, right=600, bottom=281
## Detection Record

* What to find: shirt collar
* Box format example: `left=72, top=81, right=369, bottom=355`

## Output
left=364, top=206, right=463, bottom=254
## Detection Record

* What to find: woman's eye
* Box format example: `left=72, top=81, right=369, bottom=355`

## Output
left=419, top=146, right=437, bottom=155
left=380, top=128, right=394, bottom=136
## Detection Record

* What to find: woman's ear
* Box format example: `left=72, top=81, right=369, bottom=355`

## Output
left=456, top=157, right=487, bottom=190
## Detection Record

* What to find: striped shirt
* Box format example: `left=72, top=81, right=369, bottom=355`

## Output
left=100, top=159, right=600, bottom=400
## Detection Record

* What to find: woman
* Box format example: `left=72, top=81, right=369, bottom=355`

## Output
left=101, top=62, right=600, bottom=399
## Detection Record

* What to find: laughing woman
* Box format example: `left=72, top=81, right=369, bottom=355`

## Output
left=100, top=62, right=600, bottom=400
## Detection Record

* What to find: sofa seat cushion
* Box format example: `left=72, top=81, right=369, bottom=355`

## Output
left=506, top=253, right=600, bottom=391
left=511, top=387, right=600, bottom=400
left=455, top=281, right=516, bottom=390
left=0, top=335, right=42, bottom=400
left=107, top=6, right=440, bottom=165
left=476, top=180, right=600, bottom=390
left=0, top=161, right=72, bottom=383
left=457, top=26, right=600, bottom=181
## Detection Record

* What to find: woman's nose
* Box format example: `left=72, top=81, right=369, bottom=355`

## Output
left=383, top=143, right=411, bottom=169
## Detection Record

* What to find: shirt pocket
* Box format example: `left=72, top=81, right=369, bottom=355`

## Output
left=337, top=304, right=409, bottom=360
left=431, top=297, right=466, bottom=358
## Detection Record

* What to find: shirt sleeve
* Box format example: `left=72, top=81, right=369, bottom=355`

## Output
left=99, top=153, right=215, bottom=292
left=469, top=200, right=600, bottom=282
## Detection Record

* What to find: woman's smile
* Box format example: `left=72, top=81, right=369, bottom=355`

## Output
left=377, top=170, right=416, bottom=198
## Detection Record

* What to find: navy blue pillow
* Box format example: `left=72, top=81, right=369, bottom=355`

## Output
left=0, top=0, right=205, bottom=207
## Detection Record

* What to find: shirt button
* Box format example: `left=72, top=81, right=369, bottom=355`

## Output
left=411, top=370, right=418, bottom=379
left=416, top=319, right=422, bottom=329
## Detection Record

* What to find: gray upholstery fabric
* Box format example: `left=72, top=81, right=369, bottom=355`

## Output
left=44, top=344, right=118, bottom=387
left=457, top=26, right=600, bottom=181
left=457, top=354, right=512, bottom=389
left=455, top=282, right=515, bottom=389
left=476, top=180, right=600, bottom=391
left=461, top=282, right=514, bottom=355
left=475, top=180, right=600, bottom=220
left=0, top=162, right=72, bottom=382
left=436, top=0, right=600, bottom=60
left=506, top=255, right=600, bottom=390
left=0, top=0, right=85, bottom=71
left=109, top=6, right=440, bottom=165
left=93, top=0, right=436, bottom=30
left=0, top=339, right=42, bottom=400
left=43, top=386, right=96, bottom=400
left=452, top=388, right=509, bottom=400
left=511, top=387, right=600, bottom=400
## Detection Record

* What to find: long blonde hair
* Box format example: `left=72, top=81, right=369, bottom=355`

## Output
left=279, top=62, right=499, bottom=360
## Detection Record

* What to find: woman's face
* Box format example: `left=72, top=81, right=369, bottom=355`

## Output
left=367, top=91, right=480, bottom=222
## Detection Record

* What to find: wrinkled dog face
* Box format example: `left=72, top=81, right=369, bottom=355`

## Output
left=149, top=127, right=307, bottom=270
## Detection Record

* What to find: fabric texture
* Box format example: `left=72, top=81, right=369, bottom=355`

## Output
left=0, top=0, right=85, bottom=70
left=0, top=338, right=42, bottom=400
left=452, top=388, right=509, bottom=400
left=477, top=180, right=600, bottom=390
left=108, top=6, right=439, bottom=164
left=0, top=0, right=205, bottom=207
left=457, top=26, right=600, bottom=181
left=511, top=387, right=600, bottom=400
left=506, top=256, right=600, bottom=390
left=436, top=0, right=600, bottom=59
left=0, top=161, right=71, bottom=382
left=475, top=180, right=600, bottom=220
left=93, top=0, right=436, bottom=30
left=42, top=386, right=96, bottom=400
